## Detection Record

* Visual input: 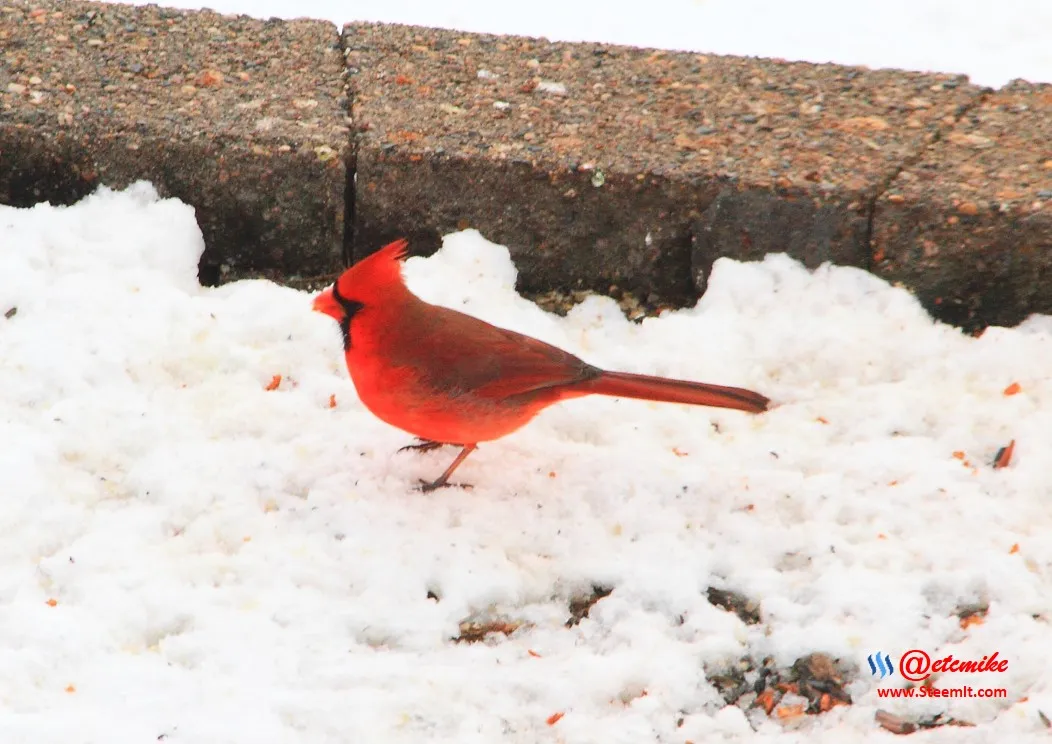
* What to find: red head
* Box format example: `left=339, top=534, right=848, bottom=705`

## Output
left=312, top=239, right=410, bottom=347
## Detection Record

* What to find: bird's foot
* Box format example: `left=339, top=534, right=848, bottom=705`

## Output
left=398, top=439, right=450, bottom=454
left=416, top=478, right=474, bottom=493
left=413, top=444, right=478, bottom=492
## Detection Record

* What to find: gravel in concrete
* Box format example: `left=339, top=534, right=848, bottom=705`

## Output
left=873, top=80, right=1052, bottom=329
left=345, top=22, right=982, bottom=304
left=1, top=0, right=348, bottom=284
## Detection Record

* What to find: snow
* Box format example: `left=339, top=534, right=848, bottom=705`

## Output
left=112, top=0, right=1052, bottom=88
left=2, top=183, right=1051, bottom=742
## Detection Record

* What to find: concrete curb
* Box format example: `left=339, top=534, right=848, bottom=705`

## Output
left=3, top=2, right=1050, bottom=329
left=872, top=80, right=1052, bottom=329
left=1, top=0, right=347, bottom=286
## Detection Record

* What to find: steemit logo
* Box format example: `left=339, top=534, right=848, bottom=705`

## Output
left=868, top=652, right=894, bottom=678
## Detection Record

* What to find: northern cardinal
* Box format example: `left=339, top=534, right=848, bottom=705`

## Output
left=313, top=239, right=769, bottom=490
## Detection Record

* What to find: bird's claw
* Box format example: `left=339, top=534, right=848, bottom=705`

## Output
left=398, top=439, right=449, bottom=454
left=416, top=478, right=474, bottom=493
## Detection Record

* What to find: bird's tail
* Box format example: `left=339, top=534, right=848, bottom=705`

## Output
left=581, top=370, right=770, bottom=413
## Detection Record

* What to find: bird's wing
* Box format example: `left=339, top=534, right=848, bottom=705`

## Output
left=390, top=303, right=599, bottom=402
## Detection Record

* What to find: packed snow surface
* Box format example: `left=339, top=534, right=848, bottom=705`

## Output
left=119, top=0, right=1052, bottom=87
left=1, top=184, right=1051, bottom=742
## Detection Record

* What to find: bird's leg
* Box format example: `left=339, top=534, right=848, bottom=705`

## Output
left=398, top=438, right=450, bottom=454
left=418, top=444, right=478, bottom=492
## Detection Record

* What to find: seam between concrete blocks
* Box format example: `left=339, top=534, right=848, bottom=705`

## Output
left=861, top=87, right=994, bottom=271
left=339, top=27, right=356, bottom=270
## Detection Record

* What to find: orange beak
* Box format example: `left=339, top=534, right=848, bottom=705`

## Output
left=312, top=286, right=343, bottom=321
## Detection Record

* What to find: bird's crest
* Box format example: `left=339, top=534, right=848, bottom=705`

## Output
left=334, top=238, right=409, bottom=302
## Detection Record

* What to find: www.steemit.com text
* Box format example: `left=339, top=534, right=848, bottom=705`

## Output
left=877, top=686, right=1008, bottom=699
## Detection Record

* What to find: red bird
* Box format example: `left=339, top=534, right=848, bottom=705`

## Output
left=313, top=239, right=769, bottom=490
